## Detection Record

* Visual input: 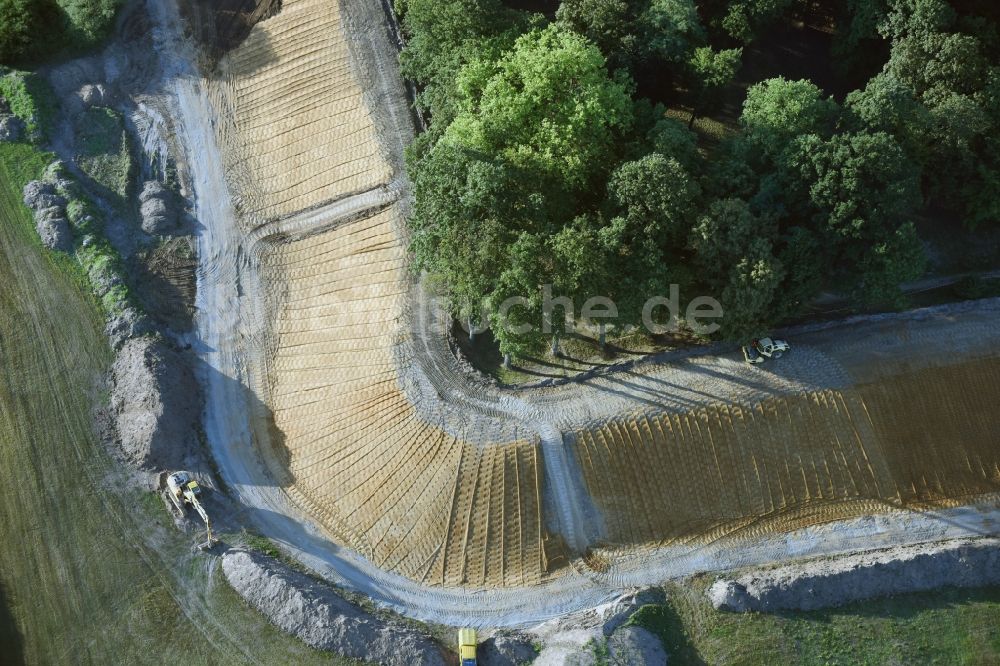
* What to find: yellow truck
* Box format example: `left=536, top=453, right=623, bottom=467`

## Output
left=458, top=628, right=477, bottom=666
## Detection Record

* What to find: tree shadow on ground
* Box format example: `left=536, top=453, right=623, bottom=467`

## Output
left=182, top=0, right=283, bottom=65
left=0, top=582, right=25, bottom=666
left=630, top=603, right=706, bottom=666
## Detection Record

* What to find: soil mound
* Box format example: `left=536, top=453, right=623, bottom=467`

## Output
left=480, top=630, right=539, bottom=665
left=109, top=336, right=201, bottom=470
left=23, top=181, right=72, bottom=252
left=138, top=180, right=179, bottom=235
left=221, top=548, right=446, bottom=665
left=609, top=625, right=668, bottom=665
left=710, top=537, right=1000, bottom=612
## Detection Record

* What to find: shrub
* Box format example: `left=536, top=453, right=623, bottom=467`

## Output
left=0, top=67, right=57, bottom=139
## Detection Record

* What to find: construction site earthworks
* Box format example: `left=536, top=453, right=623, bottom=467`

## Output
left=8, top=0, right=997, bottom=659
left=153, top=0, right=1000, bottom=628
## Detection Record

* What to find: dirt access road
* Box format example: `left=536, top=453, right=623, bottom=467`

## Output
left=161, top=0, right=1000, bottom=628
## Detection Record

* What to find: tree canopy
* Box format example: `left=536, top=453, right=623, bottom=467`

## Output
left=400, top=0, right=1000, bottom=353
left=555, top=0, right=705, bottom=70
left=0, top=0, right=120, bottom=65
left=740, top=78, right=839, bottom=157
left=442, top=24, right=634, bottom=189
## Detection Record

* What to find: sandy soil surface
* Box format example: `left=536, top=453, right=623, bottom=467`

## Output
left=159, top=0, right=1000, bottom=628
left=567, top=322, right=1000, bottom=550
left=207, top=0, right=400, bottom=228
left=255, top=207, right=556, bottom=587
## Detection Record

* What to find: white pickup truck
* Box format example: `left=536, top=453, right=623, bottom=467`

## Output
left=753, top=337, right=790, bottom=359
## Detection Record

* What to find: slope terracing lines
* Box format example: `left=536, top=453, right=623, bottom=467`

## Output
left=254, top=207, right=557, bottom=586
left=573, top=365, right=1000, bottom=549
left=209, top=0, right=399, bottom=228
left=187, top=0, right=1000, bottom=604
left=555, top=305, right=1000, bottom=554
left=201, top=0, right=569, bottom=588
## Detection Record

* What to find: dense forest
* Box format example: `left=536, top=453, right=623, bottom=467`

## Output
left=0, top=0, right=120, bottom=64
left=397, top=0, right=1000, bottom=357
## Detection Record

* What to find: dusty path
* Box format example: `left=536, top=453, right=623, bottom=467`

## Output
left=162, top=0, right=1000, bottom=629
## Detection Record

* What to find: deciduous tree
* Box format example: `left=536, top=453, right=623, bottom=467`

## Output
left=783, top=131, right=920, bottom=246
left=689, top=199, right=784, bottom=341
left=443, top=24, right=634, bottom=189
left=642, top=0, right=705, bottom=63
left=857, top=222, right=927, bottom=306
left=685, top=46, right=742, bottom=128
left=740, top=78, right=839, bottom=161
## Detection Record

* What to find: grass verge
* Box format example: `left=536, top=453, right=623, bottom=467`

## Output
left=0, top=142, right=349, bottom=663
left=629, top=580, right=1000, bottom=665
left=75, top=106, right=134, bottom=198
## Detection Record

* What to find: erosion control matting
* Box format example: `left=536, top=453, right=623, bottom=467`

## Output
left=256, top=208, right=559, bottom=587
left=210, top=0, right=394, bottom=227
left=575, top=357, right=1000, bottom=548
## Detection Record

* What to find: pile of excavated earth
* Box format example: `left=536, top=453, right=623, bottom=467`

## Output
left=16, top=0, right=1000, bottom=660
left=709, top=537, right=1000, bottom=613
left=110, top=336, right=201, bottom=470
left=221, top=548, right=448, bottom=665
left=18, top=6, right=204, bottom=481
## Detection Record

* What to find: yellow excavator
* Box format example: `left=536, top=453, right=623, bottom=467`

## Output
left=165, top=471, right=215, bottom=549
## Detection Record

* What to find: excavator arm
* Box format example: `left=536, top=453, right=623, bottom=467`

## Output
left=183, top=489, right=214, bottom=548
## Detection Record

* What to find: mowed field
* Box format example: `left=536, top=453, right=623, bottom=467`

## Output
left=257, top=208, right=558, bottom=587
left=574, top=357, right=1000, bottom=547
left=214, top=0, right=393, bottom=227
left=0, top=143, right=345, bottom=664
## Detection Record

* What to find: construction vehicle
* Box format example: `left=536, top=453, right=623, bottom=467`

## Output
left=458, top=628, right=477, bottom=666
left=165, top=471, right=215, bottom=549
left=753, top=337, right=790, bottom=359
left=742, top=344, right=764, bottom=365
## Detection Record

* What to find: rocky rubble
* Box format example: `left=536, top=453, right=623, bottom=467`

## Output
left=23, top=180, right=72, bottom=252
left=608, top=626, right=668, bottom=665
left=709, top=537, right=1000, bottom=612
left=221, top=548, right=447, bottom=665
left=78, top=83, right=111, bottom=108
left=480, top=630, right=539, bottom=665
left=25, top=161, right=155, bottom=349
left=138, top=179, right=179, bottom=235
left=532, top=588, right=668, bottom=665
left=105, top=305, right=153, bottom=351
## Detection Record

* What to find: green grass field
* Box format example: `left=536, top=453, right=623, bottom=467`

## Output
left=630, top=579, right=1000, bottom=665
left=0, top=142, right=352, bottom=664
